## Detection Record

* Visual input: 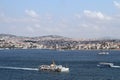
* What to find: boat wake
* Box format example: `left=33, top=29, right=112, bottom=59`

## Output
left=111, top=65, right=120, bottom=68
left=0, top=66, right=38, bottom=71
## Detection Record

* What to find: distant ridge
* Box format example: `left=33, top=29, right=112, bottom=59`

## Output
left=39, top=35, right=68, bottom=38
left=35, top=35, right=72, bottom=40
left=0, top=33, right=119, bottom=40
left=0, top=34, right=71, bottom=40
left=0, top=34, right=16, bottom=37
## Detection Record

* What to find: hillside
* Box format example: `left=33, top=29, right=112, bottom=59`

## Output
left=0, top=34, right=120, bottom=50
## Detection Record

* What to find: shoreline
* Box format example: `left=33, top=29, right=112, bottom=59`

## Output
left=0, top=48, right=120, bottom=51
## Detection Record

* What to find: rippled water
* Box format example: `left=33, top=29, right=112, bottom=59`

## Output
left=0, top=49, right=120, bottom=80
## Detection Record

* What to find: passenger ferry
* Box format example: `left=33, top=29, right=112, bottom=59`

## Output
left=39, top=60, right=69, bottom=72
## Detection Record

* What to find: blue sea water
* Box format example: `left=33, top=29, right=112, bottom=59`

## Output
left=0, top=49, right=120, bottom=80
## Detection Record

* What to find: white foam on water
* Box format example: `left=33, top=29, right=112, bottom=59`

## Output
left=0, top=66, right=38, bottom=71
left=111, top=65, right=120, bottom=68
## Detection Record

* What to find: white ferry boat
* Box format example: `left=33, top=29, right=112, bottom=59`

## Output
left=39, top=60, right=69, bottom=72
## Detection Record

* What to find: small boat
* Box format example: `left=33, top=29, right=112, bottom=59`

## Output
left=39, top=60, right=69, bottom=72
left=97, top=62, right=114, bottom=68
left=98, top=51, right=109, bottom=55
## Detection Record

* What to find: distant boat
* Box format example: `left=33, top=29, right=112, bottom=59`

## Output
left=97, top=62, right=120, bottom=68
left=98, top=51, right=109, bottom=55
left=97, top=62, right=114, bottom=68
left=39, top=60, right=69, bottom=72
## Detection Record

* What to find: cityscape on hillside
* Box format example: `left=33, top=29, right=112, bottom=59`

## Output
left=0, top=34, right=120, bottom=50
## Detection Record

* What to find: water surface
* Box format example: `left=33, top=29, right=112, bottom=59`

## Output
left=0, top=49, right=120, bottom=80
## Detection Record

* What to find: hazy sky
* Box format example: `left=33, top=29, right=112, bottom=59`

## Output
left=0, top=0, right=120, bottom=39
